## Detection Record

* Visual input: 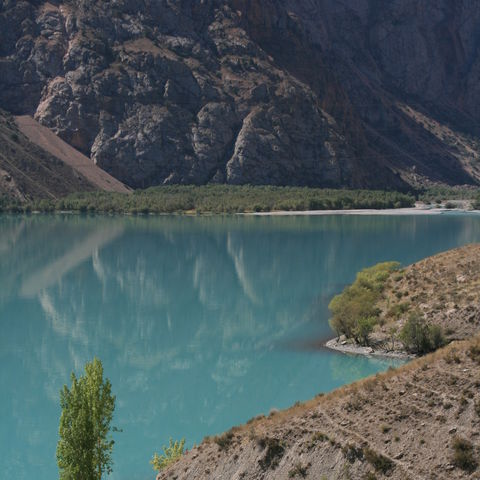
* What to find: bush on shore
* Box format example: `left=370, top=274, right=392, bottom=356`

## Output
left=399, top=312, right=446, bottom=354
left=328, top=262, right=400, bottom=345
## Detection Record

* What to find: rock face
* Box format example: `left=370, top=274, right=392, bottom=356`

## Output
left=1, top=0, right=480, bottom=189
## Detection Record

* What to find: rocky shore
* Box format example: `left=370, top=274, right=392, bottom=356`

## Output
left=324, top=337, right=414, bottom=360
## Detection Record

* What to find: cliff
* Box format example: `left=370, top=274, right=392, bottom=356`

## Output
left=1, top=1, right=480, bottom=191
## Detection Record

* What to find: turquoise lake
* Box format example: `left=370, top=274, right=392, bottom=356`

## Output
left=1, top=213, right=480, bottom=479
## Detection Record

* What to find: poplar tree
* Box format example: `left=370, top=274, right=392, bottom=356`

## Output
left=56, top=358, right=116, bottom=480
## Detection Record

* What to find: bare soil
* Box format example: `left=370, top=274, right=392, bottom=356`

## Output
left=15, top=116, right=131, bottom=194
left=0, top=111, right=93, bottom=200
left=378, top=244, right=480, bottom=344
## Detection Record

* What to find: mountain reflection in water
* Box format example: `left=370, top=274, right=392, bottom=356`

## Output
left=1, top=213, right=479, bottom=480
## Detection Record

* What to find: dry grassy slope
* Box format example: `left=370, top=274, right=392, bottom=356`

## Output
left=0, top=110, right=95, bottom=200
left=162, top=245, right=480, bottom=480
left=163, top=338, right=480, bottom=480
left=377, top=244, right=480, bottom=343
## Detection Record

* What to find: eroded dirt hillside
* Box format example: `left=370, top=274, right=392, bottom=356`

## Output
left=163, top=338, right=480, bottom=480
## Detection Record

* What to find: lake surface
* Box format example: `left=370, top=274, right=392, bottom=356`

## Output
left=1, top=213, right=480, bottom=479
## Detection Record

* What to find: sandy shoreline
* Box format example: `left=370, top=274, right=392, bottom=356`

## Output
left=324, top=338, right=415, bottom=360
left=245, top=206, right=480, bottom=216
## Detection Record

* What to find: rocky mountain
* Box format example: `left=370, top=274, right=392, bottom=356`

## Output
left=1, top=0, right=480, bottom=190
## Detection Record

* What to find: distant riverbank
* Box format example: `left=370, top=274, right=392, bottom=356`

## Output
left=0, top=185, right=415, bottom=214
left=1, top=185, right=479, bottom=215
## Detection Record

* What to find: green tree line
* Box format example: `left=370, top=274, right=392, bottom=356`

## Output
left=0, top=185, right=415, bottom=214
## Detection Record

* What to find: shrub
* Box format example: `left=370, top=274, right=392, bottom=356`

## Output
left=452, top=437, right=478, bottom=472
left=468, top=344, right=480, bottom=364
left=329, top=262, right=400, bottom=343
left=429, top=324, right=446, bottom=350
left=342, top=444, right=364, bottom=463
left=399, top=313, right=446, bottom=354
left=309, top=432, right=328, bottom=448
left=151, top=438, right=186, bottom=472
left=214, top=431, right=234, bottom=451
left=381, top=424, right=391, bottom=434
left=363, top=448, right=394, bottom=474
left=387, top=302, right=409, bottom=319
left=288, top=462, right=308, bottom=478
left=258, top=438, right=285, bottom=470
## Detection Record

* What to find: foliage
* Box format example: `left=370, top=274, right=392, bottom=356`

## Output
left=151, top=438, right=186, bottom=472
left=399, top=313, right=446, bottom=354
left=56, top=358, right=116, bottom=480
left=288, top=462, right=308, bottom=478
left=258, top=437, right=286, bottom=470
left=342, top=444, right=364, bottom=463
left=363, top=448, right=394, bottom=474
left=473, top=195, right=480, bottom=210
left=0, top=185, right=415, bottom=214
left=214, top=431, right=234, bottom=451
left=468, top=343, right=480, bottom=364
left=387, top=302, right=409, bottom=319
left=452, top=437, right=478, bottom=472
left=474, top=400, right=480, bottom=417
left=354, top=316, right=377, bottom=346
left=328, top=262, right=400, bottom=344
left=419, top=186, right=480, bottom=203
